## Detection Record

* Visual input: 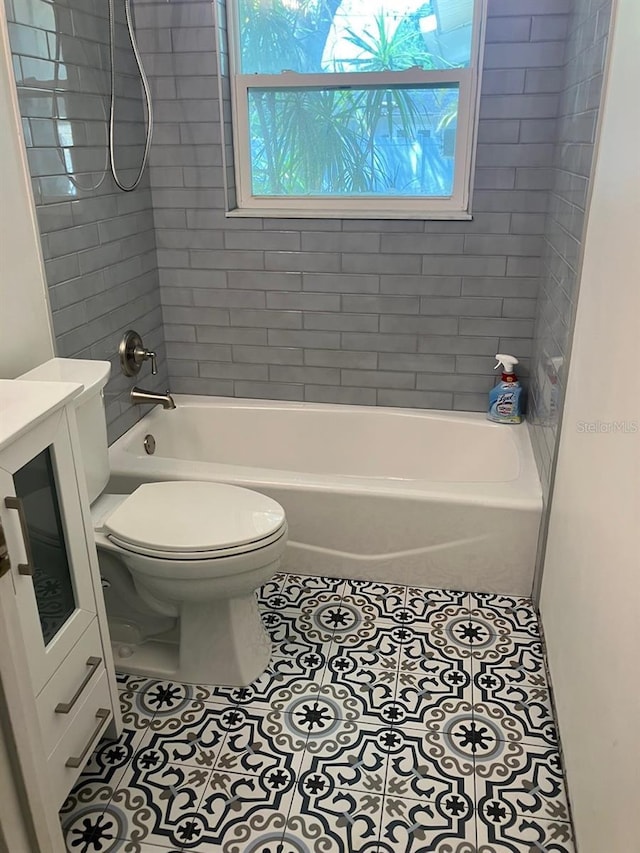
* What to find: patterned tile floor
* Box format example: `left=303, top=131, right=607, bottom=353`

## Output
left=60, top=574, right=575, bottom=852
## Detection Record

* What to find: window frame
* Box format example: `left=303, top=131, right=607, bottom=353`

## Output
left=226, top=0, right=487, bottom=219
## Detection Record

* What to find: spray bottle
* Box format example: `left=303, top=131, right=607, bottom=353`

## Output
left=487, top=354, right=523, bottom=424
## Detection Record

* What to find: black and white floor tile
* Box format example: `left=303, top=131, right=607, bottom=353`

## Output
left=61, top=574, right=575, bottom=852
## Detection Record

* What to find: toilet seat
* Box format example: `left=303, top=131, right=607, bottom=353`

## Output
left=100, top=481, right=287, bottom=561
left=106, top=524, right=287, bottom=561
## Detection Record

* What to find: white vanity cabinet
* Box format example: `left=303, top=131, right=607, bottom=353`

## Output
left=0, top=379, right=121, bottom=822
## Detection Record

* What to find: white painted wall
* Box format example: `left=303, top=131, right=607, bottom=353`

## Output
left=540, top=1, right=640, bottom=851
left=0, top=3, right=55, bottom=378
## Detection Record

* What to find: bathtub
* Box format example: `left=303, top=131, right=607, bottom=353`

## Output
left=108, top=396, right=542, bottom=596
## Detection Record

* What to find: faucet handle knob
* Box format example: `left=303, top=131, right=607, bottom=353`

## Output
left=139, top=348, right=158, bottom=375
left=119, top=330, right=158, bottom=377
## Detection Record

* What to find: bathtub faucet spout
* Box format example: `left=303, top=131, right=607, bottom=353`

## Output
left=130, top=386, right=176, bottom=410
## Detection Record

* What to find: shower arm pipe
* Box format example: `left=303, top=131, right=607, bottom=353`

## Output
left=108, top=0, right=154, bottom=192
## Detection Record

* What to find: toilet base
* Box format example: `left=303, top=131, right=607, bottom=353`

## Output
left=179, top=593, right=272, bottom=686
left=113, top=637, right=180, bottom=679
left=111, top=591, right=272, bottom=687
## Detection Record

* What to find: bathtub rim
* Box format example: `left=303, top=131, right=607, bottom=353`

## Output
left=108, top=395, right=542, bottom=512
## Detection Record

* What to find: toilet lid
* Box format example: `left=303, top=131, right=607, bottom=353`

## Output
left=103, top=481, right=286, bottom=554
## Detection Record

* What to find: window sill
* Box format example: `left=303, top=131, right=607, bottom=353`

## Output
left=225, top=208, right=473, bottom=221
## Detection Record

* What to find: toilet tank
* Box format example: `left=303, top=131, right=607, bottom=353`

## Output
left=19, top=358, right=111, bottom=503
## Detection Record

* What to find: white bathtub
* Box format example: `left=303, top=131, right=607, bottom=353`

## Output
left=108, top=396, right=542, bottom=596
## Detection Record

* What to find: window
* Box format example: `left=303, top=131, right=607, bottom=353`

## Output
left=227, top=0, right=486, bottom=218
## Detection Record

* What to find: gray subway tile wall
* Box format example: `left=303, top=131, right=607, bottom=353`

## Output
left=5, top=0, right=612, bottom=469
left=528, top=0, right=613, bottom=500
left=6, top=0, right=167, bottom=441
left=138, top=0, right=573, bottom=410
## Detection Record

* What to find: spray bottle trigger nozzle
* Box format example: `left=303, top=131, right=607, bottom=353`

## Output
left=494, top=354, right=519, bottom=375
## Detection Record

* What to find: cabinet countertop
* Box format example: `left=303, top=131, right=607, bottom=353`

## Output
left=0, top=379, right=82, bottom=452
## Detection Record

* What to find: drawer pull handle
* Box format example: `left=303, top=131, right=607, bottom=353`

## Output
left=65, top=708, right=110, bottom=768
left=55, top=656, right=102, bottom=714
left=4, top=497, right=35, bottom=576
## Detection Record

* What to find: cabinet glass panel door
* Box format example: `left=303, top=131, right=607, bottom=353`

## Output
left=13, top=447, right=76, bottom=645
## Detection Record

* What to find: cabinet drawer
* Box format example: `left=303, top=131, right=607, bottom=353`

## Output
left=37, top=619, right=104, bottom=756
left=48, top=669, right=112, bottom=808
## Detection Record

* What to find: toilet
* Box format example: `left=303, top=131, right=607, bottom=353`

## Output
left=20, top=358, right=287, bottom=687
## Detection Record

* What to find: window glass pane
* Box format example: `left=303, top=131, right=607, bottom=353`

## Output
left=237, top=1, right=474, bottom=74
left=247, top=85, right=458, bottom=197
